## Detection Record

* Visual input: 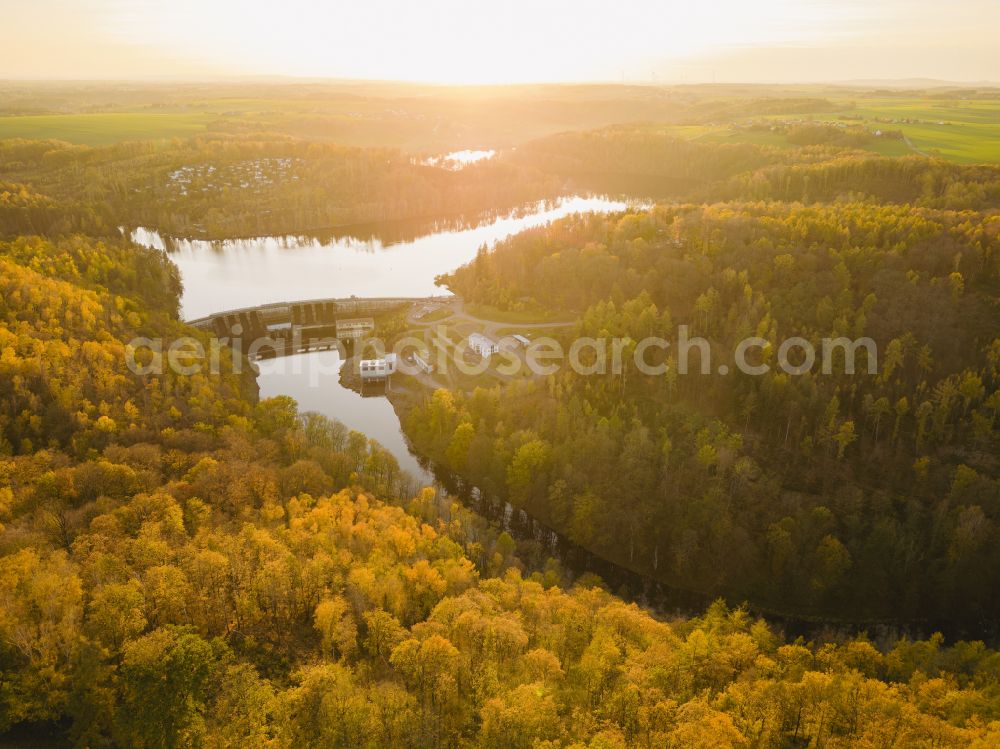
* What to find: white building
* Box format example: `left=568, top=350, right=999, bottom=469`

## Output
left=468, top=333, right=500, bottom=358
left=511, top=334, right=530, bottom=347
left=359, top=353, right=398, bottom=380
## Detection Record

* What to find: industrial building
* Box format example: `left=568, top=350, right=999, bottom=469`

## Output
left=468, top=333, right=500, bottom=358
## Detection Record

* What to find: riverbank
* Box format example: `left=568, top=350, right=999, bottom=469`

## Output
left=336, top=350, right=997, bottom=645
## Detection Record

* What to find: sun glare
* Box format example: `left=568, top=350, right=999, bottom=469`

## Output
left=101, top=0, right=862, bottom=84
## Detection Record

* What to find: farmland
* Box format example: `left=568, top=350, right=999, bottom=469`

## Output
left=649, top=97, right=1000, bottom=162
left=0, top=82, right=997, bottom=161
left=0, top=111, right=214, bottom=144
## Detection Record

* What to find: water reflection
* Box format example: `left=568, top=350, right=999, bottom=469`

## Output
left=151, top=193, right=715, bottom=619
left=256, top=349, right=435, bottom=485
left=132, top=196, right=630, bottom=320
left=255, top=348, right=712, bottom=620
left=422, top=149, right=496, bottom=169
left=437, top=468, right=713, bottom=618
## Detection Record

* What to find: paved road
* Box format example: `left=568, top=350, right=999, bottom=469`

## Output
left=406, top=298, right=576, bottom=339
left=401, top=298, right=578, bottom=386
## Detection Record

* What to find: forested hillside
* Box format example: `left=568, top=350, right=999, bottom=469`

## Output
left=3, top=183, right=1000, bottom=747
left=5, top=123, right=999, bottom=248
left=0, top=137, right=561, bottom=240
left=510, top=126, right=1000, bottom=209
left=424, top=202, right=1000, bottom=627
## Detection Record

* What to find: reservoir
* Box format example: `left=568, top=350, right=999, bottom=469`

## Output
left=132, top=195, right=629, bottom=484
left=132, top=196, right=629, bottom=321
left=129, top=195, right=724, bottom=616
left=131, top=195, right=941, bottom=633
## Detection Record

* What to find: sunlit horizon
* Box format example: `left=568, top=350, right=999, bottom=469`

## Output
left=4, top=0, right=999, bottom=84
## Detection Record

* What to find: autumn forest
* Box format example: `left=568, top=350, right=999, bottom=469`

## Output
left=1, top=75, right=999, bottom=749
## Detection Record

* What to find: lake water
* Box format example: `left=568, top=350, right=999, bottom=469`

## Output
left=135, top=196, right=630, bottom=483
left=422, top=149, right=496, bottom=169
left=131, top=196, right=950, bottom=633
left=131, top=196, right=629, bottom=321
left=255, top=350, right=435, bottom=484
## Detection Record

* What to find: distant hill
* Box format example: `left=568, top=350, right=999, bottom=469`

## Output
left=835, top=77, right=1000, bottom=89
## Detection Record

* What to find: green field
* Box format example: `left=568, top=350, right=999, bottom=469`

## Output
left=820, top=99, right=1000, bottom=162
left=714, top=97, right=1000, bottom=163
left=0, top=112, right=213, bottom=144
left=0, top=85, right=996, bottom=161
left=888, top=122, right=1000, bottom=162
left=463, top=303, right=567, bottom=325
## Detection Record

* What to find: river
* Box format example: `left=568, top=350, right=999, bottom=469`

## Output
left=131, top=196, right=956, bottom=636
left=254, top=350, right=435, bottom=484
left=132, top=193, right=730, bottom=619
left=131, top=195, right=629, bottom=483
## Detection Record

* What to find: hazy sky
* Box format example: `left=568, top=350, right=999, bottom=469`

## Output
left=4, top=0, right=998, bottom=83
